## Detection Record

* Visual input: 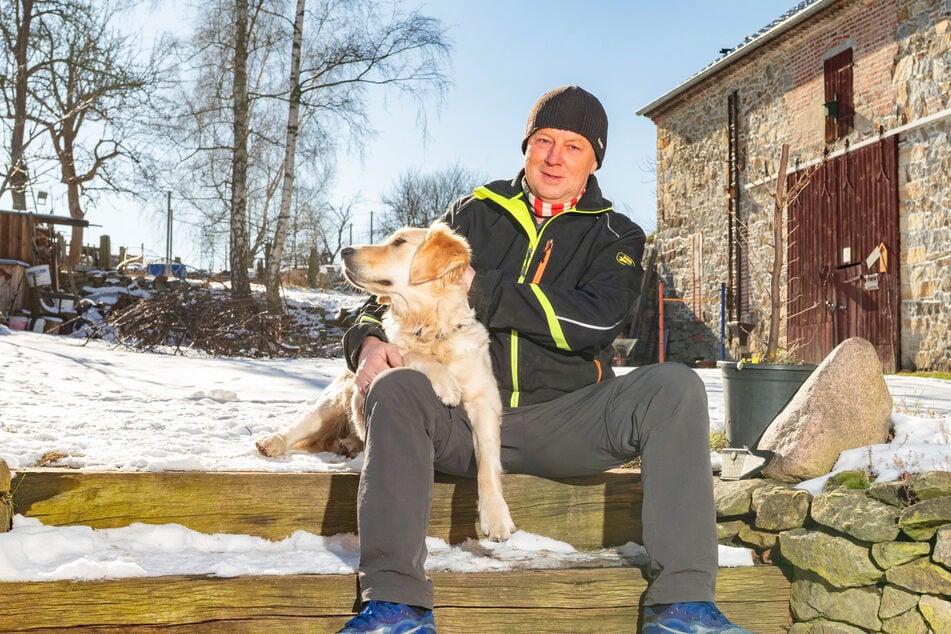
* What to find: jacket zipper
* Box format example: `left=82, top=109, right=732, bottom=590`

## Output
left=531, top=239, right=554, bottom=284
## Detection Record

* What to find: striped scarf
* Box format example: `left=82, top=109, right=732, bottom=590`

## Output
left=521, top=177, right=582, bottom=218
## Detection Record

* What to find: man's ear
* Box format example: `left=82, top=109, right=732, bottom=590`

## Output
left=409, top=223, right=471, bottom=285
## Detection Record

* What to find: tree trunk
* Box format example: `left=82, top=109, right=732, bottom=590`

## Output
left=265, top=0, right=306, bottom=315
left=766, top=143, right=789, bottom=362
left=229, top=0, right=252, bottom=299
left=8, top=0, right=34, bottom=210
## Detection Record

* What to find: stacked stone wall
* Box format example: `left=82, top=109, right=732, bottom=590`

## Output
left=715, top=471, right=951, bottom=632
left=646, top=0, right=950, bottom=369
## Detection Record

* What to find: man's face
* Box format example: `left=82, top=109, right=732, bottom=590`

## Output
left=523, top=128, right=598, bottom=204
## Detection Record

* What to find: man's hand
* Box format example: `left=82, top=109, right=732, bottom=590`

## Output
left=356, top=336, right=403, bottom=395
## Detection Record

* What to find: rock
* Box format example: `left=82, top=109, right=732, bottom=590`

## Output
left=824, top=470, right=871, bottom=491
left=779, top=529, right=884, bottom=588
left=790, top=576, right=822, bottom=621
left=737, top=524, right=779, bottom=550
left=759, top=338, right=892, bottom=482
left=871, top=542, right=932, bottom=570
left=879, top=584, right=922, bottom=620
left=869, top=480, right=916, bottom=508
left=811, top=490, right=900, bottom=543
left=788, top=619, right=867, bottom=633
left=898, top=496, right=951, bottom=540
left=713, top=478, right=770, bottom=517
left=790, top=577, right=883, bottom=631
left=919, top=594, right=951, bottom=633
left=935, top=526, right=951, bottom=569
left=716, top=519, right=746, bottom=542
left=881, top=606, right=929, bottom=634
left=885, top=556, right=951, bottom=595
left=907, top=471, right=951, bottom=501
left=752, top=485, right=811, bottom=530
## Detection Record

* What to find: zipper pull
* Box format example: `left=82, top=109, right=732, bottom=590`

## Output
left=531, top=239, right=554, bottom=284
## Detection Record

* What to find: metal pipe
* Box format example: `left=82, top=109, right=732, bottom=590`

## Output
left=658, top=280, right=665, bottom=363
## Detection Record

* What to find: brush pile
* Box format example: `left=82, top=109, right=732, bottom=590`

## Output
left=75, top=272, right=360, bottom=358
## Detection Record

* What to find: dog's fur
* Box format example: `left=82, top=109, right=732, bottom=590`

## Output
left=256, top=223, right=515, bottom=541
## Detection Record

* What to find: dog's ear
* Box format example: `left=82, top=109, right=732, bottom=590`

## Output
left=376, top=295, right=391, bottom=305
left=409, top=223, right=471, bottom=285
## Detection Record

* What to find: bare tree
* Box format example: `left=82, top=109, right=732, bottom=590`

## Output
left=148, top=0, right=289, bottom=287
left=379, top=163, right=485, bottom=235
left=229, top=0, right=253, bottom=297
left=0, top=0, right=162, bottom=267
left=154, top=0, right=448, bottom=302
left=261, top=0, right=451, bottom=312
left=318, top=195, right=358, bottom=259
left=264, top=0, right=305, bottom=314
left=0, top=0, right=37, bottom=208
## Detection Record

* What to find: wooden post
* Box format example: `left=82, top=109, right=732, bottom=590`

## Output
left=99, top=235, right=112, bottom=269
left=307, top=247, right=319, bottom=288
left=0, top=458, right=12, bottom=533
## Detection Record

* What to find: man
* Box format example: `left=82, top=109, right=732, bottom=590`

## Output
left=337, top=86, right=753, bottom=634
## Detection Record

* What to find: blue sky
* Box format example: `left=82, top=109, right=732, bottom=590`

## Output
left=333, top=0, right=799, bottom=243
left=20, top=0, right=800, bottom=270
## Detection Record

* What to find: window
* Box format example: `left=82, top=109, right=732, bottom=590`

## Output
left=824, top=48, right=854, bottom=143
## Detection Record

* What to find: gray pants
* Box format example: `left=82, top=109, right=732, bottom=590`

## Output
left=356, top=362, right=717, bottom=609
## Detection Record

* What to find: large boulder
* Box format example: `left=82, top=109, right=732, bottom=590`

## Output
left=759, top=337, right=892, bottom=482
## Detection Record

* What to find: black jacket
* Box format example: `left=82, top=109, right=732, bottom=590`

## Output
left=343, top=171, right=645, bottom=408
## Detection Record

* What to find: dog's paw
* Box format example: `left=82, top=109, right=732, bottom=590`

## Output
left=256, top=434, right=288, bottom=457
left=479, top=496, right=516, bottom=542
left=429, top=375, right=463, bottom=407
left=337, top=436, right=364, bottom=459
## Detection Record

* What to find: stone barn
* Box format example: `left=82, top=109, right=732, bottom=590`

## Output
left=637, top=0, right=950, bottom=372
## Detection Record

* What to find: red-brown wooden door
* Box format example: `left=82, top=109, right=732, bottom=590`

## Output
left=788, top=136, right=900, bottom=371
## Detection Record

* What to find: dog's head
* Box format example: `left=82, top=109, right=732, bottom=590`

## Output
left=341, top=222, right=471, bottom=307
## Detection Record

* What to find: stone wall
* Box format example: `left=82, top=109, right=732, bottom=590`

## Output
left=644, top=0, right=951, bottom=370
left=715, top=471, right=951, bottom=632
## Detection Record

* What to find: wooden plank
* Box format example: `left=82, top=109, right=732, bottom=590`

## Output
left=11, top=469, right=642, bottom=549
left=1, top=459, right=11, bottom=533
left=0, top=566, right=790, bottom=633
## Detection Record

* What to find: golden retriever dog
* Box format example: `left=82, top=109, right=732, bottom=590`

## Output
left=256, top=222, right=516, bottom=541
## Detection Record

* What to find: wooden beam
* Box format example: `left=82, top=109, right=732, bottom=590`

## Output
left=0, top=567, right=790, bottom=633
left=0, top=459, right=11, bottom=533
left=11, top=469, right=643, bottom=549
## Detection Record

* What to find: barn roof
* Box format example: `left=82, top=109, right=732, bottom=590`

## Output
left=635, top=0, right=834, bottom=117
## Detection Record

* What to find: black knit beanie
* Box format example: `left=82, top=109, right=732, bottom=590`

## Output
left=521, top=86, right=608, bottom=168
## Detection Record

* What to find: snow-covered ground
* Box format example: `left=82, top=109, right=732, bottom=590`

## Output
left=2, top=287, right=950, bottom=582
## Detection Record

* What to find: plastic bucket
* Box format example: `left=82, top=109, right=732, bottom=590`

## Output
left=25, top=265, right=51, bottom=287
left=719, top=361, right=818, bottom=448
left=8, top=316, right=27, bottom=330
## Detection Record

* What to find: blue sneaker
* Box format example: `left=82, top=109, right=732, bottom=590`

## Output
left=337, top=600, right=436, bottom=633
left=643, top=602, right=755, bottom=633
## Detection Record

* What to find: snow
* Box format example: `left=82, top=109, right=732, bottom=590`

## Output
left=2, top=292, right=950, bottom=583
